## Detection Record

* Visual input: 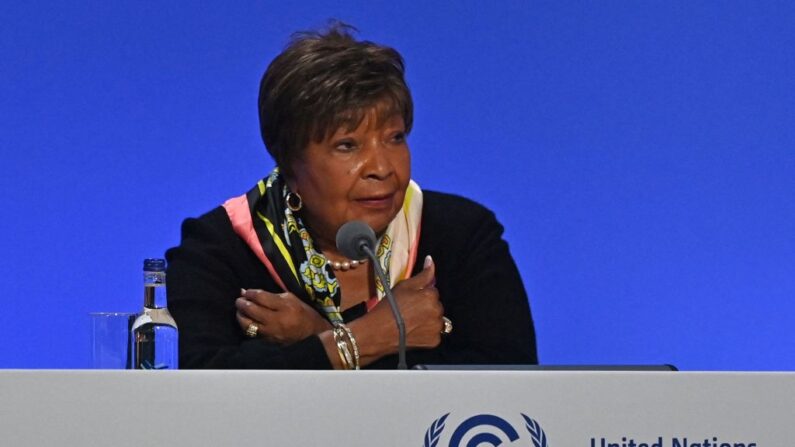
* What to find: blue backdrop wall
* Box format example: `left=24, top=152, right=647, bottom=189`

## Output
left=1, top=1, right=793, bottom=370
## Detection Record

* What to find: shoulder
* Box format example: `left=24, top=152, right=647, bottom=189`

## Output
left=174, top=206, right=239, bottom=247
left=166, top=205, right=240, bottom=267
left=421, top=190, right=501, bottom=237
left=422, top=190, right=491, bottom=213
left=167, top=205, right=253, bottom=271
left=167, top=205, right=277, bottom=290
left=181, top=205, right=233, bottom=232
left=417, top=190, right=506, bottom=268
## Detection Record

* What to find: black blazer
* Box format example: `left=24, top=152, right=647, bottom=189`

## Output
left=166, top=190, right=537, bottom=369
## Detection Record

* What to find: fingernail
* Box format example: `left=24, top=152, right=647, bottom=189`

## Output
left=424, top=255, right=433, bottom=268
left=240, top=288, right=247, bottom=295
left=236, top=298, right=251, bottom=307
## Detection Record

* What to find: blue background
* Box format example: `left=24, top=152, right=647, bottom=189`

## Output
left=1, top=1, right=792, bottom=370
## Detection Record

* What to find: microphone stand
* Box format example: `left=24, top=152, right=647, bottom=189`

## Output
left=362, top=245, right=407, bottom=370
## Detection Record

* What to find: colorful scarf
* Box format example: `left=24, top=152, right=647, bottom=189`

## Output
left=223, top=168, right=423, bottom=324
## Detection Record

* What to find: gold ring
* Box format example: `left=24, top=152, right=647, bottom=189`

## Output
left=245, top=323, right=259, bottom=338
left=441, top=316, right=453, bottom=335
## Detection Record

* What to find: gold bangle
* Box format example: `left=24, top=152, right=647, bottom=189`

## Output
left=337, top=323, right=360, bottom=370
left=333, top=326, right=353, bottom=370
left=335, top=341, right=350, bottom=369
left=337, top=338, right=353, bottom=370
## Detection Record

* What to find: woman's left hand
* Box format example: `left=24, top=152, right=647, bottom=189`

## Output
left=235, top=289, right=332, bottom=345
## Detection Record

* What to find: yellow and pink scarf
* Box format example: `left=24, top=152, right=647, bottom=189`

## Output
left=223, top=168, right=422, bottom=324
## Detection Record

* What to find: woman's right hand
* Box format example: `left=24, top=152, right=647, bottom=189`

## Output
left=348, top=255, right=444, bottom=364
left=235, top=288, right=333, bottom=345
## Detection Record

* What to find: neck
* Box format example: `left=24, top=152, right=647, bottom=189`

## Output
left=301, top=213, right=387, bottom=261
left=302, top=216, right=344, bottom=259
left=317, top=240, right=345, bottom=260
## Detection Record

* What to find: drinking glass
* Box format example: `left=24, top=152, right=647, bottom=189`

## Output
left=89, top=312, right=137, bottom=369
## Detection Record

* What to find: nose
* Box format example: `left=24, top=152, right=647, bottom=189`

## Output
left=361, top=139, right=394, bottom=180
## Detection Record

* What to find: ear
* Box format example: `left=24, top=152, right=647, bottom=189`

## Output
left=282, top=169, right=298, bottom=194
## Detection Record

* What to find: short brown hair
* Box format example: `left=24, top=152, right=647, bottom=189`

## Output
left=258, top=22, right=413, bottom=173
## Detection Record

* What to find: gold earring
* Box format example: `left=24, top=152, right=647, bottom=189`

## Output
left=286, top=191, right=303, bottom=212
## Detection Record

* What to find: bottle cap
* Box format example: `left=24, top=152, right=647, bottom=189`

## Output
left=143, top=258, right=166, bottom=272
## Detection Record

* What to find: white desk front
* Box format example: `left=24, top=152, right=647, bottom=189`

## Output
left=0, top=370, right=792, bottom=446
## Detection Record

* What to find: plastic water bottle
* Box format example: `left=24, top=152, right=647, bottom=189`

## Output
left=131, top=258, right=178, bottom=369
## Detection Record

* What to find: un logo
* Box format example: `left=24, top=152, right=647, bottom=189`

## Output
left=423, top=413, right=549, bottom=447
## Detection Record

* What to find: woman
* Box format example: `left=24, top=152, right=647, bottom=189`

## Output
left=166, top=23, right=537, bottom=369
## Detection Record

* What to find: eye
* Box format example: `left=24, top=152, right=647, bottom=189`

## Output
left=333, top=139, right=357, bottom=152
left=390, top=132, right=406, bottom=144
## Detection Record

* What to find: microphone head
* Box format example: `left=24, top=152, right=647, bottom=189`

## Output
left=336, top=220, right=377, bottom=260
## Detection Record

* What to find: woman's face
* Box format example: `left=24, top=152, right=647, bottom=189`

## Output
left=286, top=107, right=411, bottom=249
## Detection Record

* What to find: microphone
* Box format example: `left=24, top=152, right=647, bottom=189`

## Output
left=336, top=221, right=407, bottom=370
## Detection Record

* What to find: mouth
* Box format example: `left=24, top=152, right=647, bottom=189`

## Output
left=354, top=192, right=396, bottom=209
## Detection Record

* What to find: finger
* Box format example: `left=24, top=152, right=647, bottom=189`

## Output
left=422, top=255, right=436, bottom=288
left=237, top=312, right=277, bottom=342
left=236, top=311, right=249, bottom=327
left=236, top=311, right=258, bottom=333
left=420, top=285, right=440, bottom=303
left=242, top=289, right=285, bottom=310
left=236, top=297, right=277, bottom=324
left=401, top=255, right=436, bottom=290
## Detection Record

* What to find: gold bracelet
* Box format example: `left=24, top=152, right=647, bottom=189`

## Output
left=333, top=326, right=353, bottom=370
left=337, top=323, right=360, bottom=370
